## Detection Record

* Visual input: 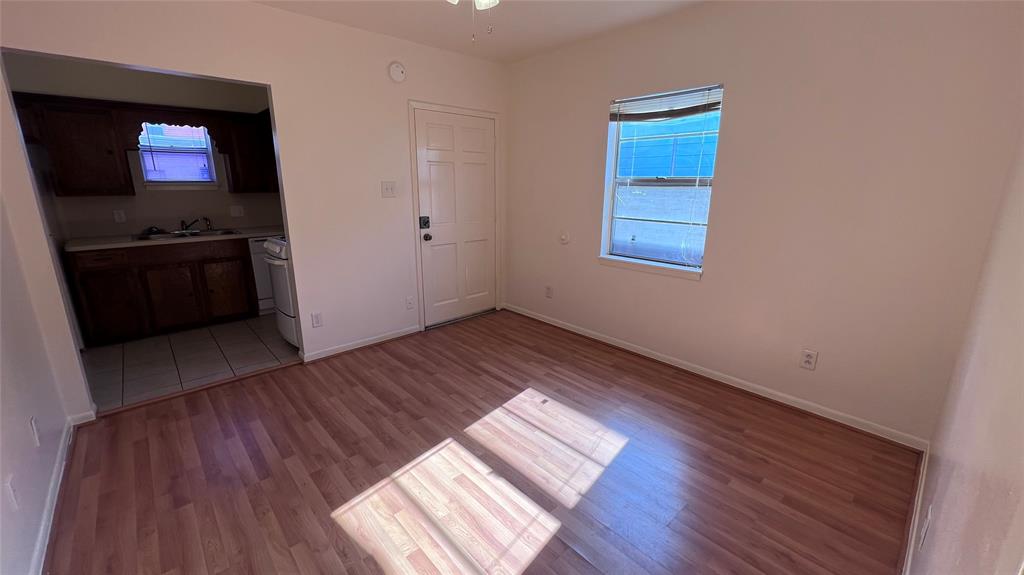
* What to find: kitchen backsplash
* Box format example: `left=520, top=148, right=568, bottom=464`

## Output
left=49, top=153, right=284, bottom=240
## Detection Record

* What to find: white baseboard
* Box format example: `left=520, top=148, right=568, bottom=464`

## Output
left=29, top=417, right=76, bottom=575
left=503, top=303, right=929, bottom=451
left=300, top=325, right=421, bottom=362
left=901, top=448, right=931, bottom=574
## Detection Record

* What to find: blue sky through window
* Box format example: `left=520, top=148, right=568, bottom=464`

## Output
left=616, top=111, right=720, bottom=180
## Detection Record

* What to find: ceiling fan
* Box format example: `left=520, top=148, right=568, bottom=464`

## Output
left=445, top=0, right=499, bottom=43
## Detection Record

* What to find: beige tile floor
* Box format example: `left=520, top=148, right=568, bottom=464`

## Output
left=82, top=315, right=300, bottom=412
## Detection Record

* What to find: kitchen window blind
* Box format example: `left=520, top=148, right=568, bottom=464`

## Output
left=138, top=123, right=216, bottom=183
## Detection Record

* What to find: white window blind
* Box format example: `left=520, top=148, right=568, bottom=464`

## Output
left=606, top=84, right=723, bottom=269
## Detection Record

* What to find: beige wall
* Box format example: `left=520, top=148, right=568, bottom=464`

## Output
left=910, top=141, right=1024, bottom=574
left=505, top=1, right=1023, bottom=443
left=1, top=187, right=74, bottom=575
left=0, top=1, right=509, bottom=365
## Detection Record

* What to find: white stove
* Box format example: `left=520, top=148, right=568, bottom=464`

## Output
left=263, top=237, right=299, bottom=346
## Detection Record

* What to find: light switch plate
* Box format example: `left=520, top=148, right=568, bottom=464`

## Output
left=112, top=209, right=126, bottom=224
left=230, top=205, right=245, bottom=217
left=381, top=181, right=397, bottom=198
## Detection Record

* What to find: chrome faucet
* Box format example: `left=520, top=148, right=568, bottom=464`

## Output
left=180, top=218, right=200, bottom=231
left=203, top=216, right=213, bottom=231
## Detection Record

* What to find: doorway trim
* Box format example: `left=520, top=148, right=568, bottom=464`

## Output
left=407, top=100, right=503, bottom=331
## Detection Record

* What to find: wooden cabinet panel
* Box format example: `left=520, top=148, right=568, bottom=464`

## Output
left=67, top=239, right=258, bottom=345
left=14, top=94, right=280, bottom=197
left=143, top=264, right=205, bottom=331
left=203, top=259, right=252, bottom=318
left=14, top=101, right=44, bottom=144
left=42, top=105, right=133, bottom=196
left=227, top=109, right=279, bottom=194
left=76, top=268, right=147, bottom=345
left=73, top=250, right=129, bottom=270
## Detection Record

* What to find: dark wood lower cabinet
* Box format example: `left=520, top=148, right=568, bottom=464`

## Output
left=203, top=259, right=251, bottom=319
left=143, top=264, right=205, bottom=331
left=66, top=239, right=257, bottom=346
left=75, top=268, right=147, bottom=343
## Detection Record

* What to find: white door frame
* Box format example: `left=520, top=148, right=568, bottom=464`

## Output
left=407, top=100, right=503, bottom=331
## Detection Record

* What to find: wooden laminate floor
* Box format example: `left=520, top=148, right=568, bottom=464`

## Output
left=46, top=311, right=921, bottom=575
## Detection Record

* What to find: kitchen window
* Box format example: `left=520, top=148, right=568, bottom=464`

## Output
left=137, top=123, right=217, bottom=183
left=601, top=85, right=723, bottom=275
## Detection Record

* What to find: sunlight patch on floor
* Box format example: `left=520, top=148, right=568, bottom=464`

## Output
left=466, top=388, right=629, bottom=508
left=331, top=439, right=560, bottom=574
left=331, top=389, right=627, bottom=574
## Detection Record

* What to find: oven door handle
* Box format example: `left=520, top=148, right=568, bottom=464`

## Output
left=263, top=256, right=288, bottom=266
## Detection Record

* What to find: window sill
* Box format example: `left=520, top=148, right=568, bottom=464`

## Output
left=143, top=181, right=220, bottom=191
left=597, top=254, right=702, bottom=281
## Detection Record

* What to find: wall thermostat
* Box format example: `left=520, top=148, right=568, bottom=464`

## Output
left=388, top=61, right=407, bottom=83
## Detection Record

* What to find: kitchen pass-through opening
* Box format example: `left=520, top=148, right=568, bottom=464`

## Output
left=2, top=48, right=301, bottom=413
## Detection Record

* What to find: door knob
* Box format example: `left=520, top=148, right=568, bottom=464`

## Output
left=423, top=233, right=433, bottom=241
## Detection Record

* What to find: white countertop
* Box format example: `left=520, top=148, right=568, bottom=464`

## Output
left=64, top=227, right=285, bottom=252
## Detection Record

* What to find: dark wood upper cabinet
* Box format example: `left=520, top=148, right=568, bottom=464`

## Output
left=226, top=109, right=279, bottom=193
left=12, top=93, right=279, bottom=197
left=42, top=104, right=134, bottom=197
left=14, top=100, right=44, bottom=144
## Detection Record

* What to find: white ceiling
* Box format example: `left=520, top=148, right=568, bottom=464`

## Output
left=261, top=0, right=691, bottom=63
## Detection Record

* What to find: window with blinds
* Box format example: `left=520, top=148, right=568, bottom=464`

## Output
left=604, top=85, right=723, bottom=270
left=137, top=123, right=217, bottom=183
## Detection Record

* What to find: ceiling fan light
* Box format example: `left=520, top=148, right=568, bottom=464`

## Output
left=474, top=0, right=499, bottom=10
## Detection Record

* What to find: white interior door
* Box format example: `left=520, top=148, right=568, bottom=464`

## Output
left=415, top=108, right=496, bottom=326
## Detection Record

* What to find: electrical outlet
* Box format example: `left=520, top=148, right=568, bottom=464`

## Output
left=112, top=209, right=126, bottom=224
left=405, top=296, right=415, bottom=310
left=381, top=181, right=397, bottom=198
left=4, top=475, right=17, bottom=510
left=29, top=417, right=40, bottom=447
left=544, top=286, right=554, bottom=299
left=311, top=312, right=323, bottom=328
left=230, top=205, right=245, bottom=217
left=918, top=505, right=933, bottom=550
left=800, top=349, right=818, bottom=370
